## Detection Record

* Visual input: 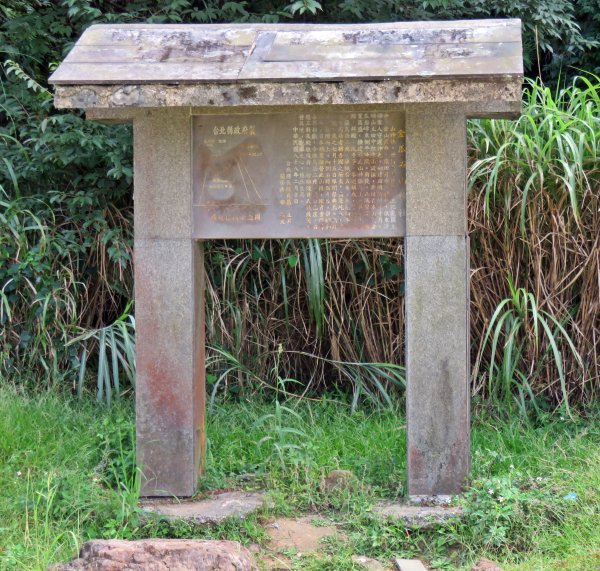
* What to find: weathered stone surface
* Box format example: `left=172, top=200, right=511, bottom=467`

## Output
left=49, top=21, right=523, bottom=87
left=192, top=109, right=405, bottom=240
left=84, top=100, right=520, bottom=125
left=135, top=239, right=205, bottom=497
left=373, top=502, right=463, bottom=528
left=393, top=559, right=429, bottom=571
left=405, top=235, right=469, bottom=495
left=133, top=108, right=203, bottom=498
left=320, top=469, right=358, bottom=493
left=54, top=79, right=522, bottom=110
left=405, top=105, right=466, bottom=236
left=404, top=101, right=471, bottom=498
left=471, top=558, right=504, bottom=571
left=133, top=108, right=192, bottom=240
left=51, top=539, right=257, bottom=570
left=408, top=494, right=454, bottom=506
left=141, top=491, right=266, bottom=524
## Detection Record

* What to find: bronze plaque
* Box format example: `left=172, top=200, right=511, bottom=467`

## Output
left=192, top=110, right=405, bottom=239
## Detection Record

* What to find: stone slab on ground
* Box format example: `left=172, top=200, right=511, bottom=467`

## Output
left=352, top=554, right=390, bottom=570
left=266, top=516, right=345, bottom=554
left=140, top=490, right=266, bottom=524
left=394, top=558, right=429, bottom=571
left=51, top=539, right=257, bottom=570
left=408, top=494, right=454, bottom=506
left=373, top=502, right=462, bottom=528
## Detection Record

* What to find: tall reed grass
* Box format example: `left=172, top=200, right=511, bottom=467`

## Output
left=206, top=77, right=599, bottom=408
left=468, top=77, right=599, bottom=406
left=1, top=77, right=598, bottom=408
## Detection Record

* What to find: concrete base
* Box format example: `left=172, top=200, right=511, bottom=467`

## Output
left=394, top=559, right=429, bottom=571
left=372, top=501, right=462, bottom=529
left=408, top=494, right=453, bottom=506
left=140, top=491, right=267, bottom=525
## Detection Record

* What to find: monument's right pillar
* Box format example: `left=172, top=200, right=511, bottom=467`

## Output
left=405, top=105, right=470, bottom=496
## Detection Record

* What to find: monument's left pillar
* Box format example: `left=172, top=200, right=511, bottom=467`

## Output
left=133, top=108, right=205, bottom=497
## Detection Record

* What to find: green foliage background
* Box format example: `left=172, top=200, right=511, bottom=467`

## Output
left=1, top=1, right=599, bottom=408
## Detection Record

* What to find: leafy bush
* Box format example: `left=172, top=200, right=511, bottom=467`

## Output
left=460, top=473, right=564, bottom=552
left=0, top=2, right=598, bottom=407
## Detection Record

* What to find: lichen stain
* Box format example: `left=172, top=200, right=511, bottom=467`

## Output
left=238, top=85, right=257, bottom=99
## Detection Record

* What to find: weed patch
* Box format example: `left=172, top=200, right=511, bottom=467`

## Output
left=0, top=388, right=598, bottom=569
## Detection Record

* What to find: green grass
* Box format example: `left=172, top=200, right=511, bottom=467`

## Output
left=0, top=386, right=598, bottom=570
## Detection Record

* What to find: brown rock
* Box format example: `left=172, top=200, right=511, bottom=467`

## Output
left=352, top=554, right=388, bottom=570
left=51, top=539, right=258, bottom=570
left=471, top=558, right=504, bottom=571
left=320, top=469, right=357, bottom=492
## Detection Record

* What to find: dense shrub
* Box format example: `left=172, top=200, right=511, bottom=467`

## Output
left=1, top=2, right=598, bottom=408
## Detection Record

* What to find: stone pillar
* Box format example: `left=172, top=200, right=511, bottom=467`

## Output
left=134, top=108, right=205, bottom=497
left=404, top=105, right=470, bottom=496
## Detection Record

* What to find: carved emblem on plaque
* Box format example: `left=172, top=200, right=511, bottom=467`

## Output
left=197, top=138, right=266, bottom=205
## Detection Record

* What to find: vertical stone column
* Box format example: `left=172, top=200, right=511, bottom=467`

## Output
left=134, top=108, right=205, bottom=497
left=404, top=105, right=470, bottom=496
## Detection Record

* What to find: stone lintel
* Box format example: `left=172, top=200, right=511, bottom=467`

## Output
left=84, top=99, right=521, bottom=125
left=55, top=77, right=521, bottom=115
left=86, top=108, right=134, bottom=123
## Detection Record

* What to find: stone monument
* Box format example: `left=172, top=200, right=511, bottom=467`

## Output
left=50, top=20, right=523, bottom=498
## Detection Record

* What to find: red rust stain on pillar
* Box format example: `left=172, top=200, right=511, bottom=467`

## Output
left=408, top=446, right=425, bottom=479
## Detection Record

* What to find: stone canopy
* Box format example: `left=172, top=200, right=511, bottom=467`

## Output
left=50, top=19, right=523, bottom=499
left=50, top=20, right=523, bottom=111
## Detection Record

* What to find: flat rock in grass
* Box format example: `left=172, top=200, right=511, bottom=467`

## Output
left=140, top=490, right=266, bottom=524
left=471, top=558, right=504, bottom=571
left=394, top=558, right=429, bottom=571
left=372, top=502, right=462, bottom=528
left=352, top=554, right=389, bottom=570
left=50, top=539, right=257, bottom=570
